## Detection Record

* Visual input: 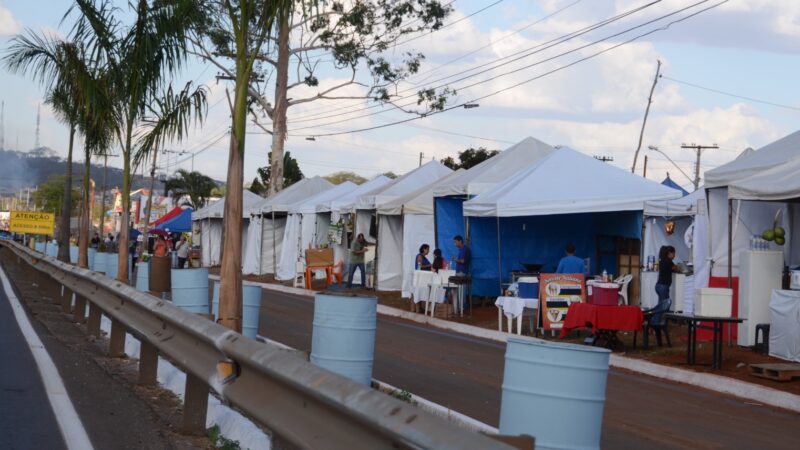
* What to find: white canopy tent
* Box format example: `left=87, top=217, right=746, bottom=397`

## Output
left=192, top=190, right=263, bottom=267
left=242, top=176, right=334, bottom=275
left=703, top=132, right=799, bottom=278
left=276, top=182, right=358, bottom=281
left=464, top=148, right=681, bottom=217
left=377, top=170, right=463, bottom=296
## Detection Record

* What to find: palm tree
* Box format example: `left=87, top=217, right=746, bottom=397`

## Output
left=165, top=169, right=216, bottom=210
left=70, top=0, right=198, bottom=282
left=135, top=82, right=207, bottom=251
left=4, top=35, right=88, bottom=262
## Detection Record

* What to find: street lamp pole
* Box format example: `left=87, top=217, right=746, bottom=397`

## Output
left=647, top=145, right=694, bottom=188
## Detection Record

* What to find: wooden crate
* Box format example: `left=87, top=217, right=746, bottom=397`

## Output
left=433, top=303, right=453, bottom=319
left=305, top=248, right=333, bottom=267
left=749, top=363, right=800, bottom=382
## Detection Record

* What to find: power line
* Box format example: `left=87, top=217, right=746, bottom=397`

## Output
left=290, top=0, right=728, bottom=139
left=661, top=75, right=800, bottom=112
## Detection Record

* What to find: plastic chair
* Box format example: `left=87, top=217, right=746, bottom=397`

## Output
left=292, top=260, right=306, bottom=288
left=615, top=274, right=633, bottom=305
left=427, top=273, right=444, bottom=317
left=411, top=270, right=434, bottom=312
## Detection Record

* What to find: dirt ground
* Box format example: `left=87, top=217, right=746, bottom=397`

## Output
left=218, top=267, right=800, bottom=397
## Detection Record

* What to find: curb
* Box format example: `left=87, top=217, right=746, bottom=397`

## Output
left=217, top=275, right=800, bottom=414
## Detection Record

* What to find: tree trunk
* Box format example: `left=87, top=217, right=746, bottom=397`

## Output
left=99, top=155, right=108, bottom=236
left=117, top=120, right=134, bottom=283
left=269, top=11, right=290, bottom=197
left=78, top=151, right=91, bottom=268
left=58, top=125, right=76, bottom=262
left=139, top=149, right=159, bottom=262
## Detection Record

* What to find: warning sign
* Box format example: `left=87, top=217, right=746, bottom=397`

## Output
left=9, top=211, right=56, bottom=235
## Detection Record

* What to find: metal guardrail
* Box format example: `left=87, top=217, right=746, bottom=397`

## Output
left=0, top=240, right=515, bottom=450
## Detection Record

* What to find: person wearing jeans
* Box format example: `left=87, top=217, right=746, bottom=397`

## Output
left=347, top=233, right=367, bottom=288
left=648, top=245, right=679, bottom=345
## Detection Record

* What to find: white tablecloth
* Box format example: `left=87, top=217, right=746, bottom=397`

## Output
left=495, top=296, right=538, bottom=318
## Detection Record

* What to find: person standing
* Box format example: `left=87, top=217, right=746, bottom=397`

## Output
left=347, top=233, right=368, bottom=289
left=431, top=249, right=446, bottom=273
left=415, top=244, right=432, bottom=271
left=647, top=245, right=679, bottom=345
left=176, top=235, right=190, bottom=269
left=453, top=235, right=470, bottom=275
left=153, top=235, right=168, bottom=258
left=556, top=244, right=586, bottom=275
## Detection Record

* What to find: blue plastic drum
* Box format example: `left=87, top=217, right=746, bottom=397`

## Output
left=135, top=261, right=149, bottom=292
left=170, top=268, right=209, bottom=314
left=92, top=252, right=107, bottom=273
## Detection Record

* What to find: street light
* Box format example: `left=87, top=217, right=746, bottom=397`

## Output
left=647, top=145, right=693, bottom=185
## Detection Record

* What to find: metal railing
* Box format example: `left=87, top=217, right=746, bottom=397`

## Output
left=0, top=240, right=515, bottom=450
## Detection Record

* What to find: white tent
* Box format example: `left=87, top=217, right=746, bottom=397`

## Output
left=192, top=190, right=263, bottom=267
left=320, top=175, right=393, bottom=214
left=242, top=177, right=334, bottom=275
left=433, top=137, right=555, bottom=197
left=705, top=130, right=800, bottom=188
left=362, top=161, right=452, bottom=291
left=276, top=182, right=358, bottom=281
left=463, top=148, right=681, bottom=217
left=377, top=170, right=463, bottom=296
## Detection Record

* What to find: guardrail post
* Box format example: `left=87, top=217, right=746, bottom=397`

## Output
left=109, top=319, right=126, bottom=357
left=73, top=295, right=87, bottom=323
left=138, top=341, right=158, bottom=385
left=182, top=374, right=209, bottom=435
left=61, top=288, right=73, bottom=314
left=87, top=303, right=102, bottom=337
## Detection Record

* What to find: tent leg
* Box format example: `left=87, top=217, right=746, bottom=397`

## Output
left=727, top=199, right=732, bottom=288
left=497, top=216, right=503, bottom=296
left=272, top=211, right=276, bottom=275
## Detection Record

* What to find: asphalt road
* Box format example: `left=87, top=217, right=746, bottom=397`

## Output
left=0, top=273, right=66, bottom=450
left=258, top=288, right=800, bottom=450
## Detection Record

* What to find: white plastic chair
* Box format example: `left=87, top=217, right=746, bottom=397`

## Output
left=292, top=260, right=306, bottom=288
left=427, top=273, right=443, bottom=317
left=615, top=274, right=633, bottom=305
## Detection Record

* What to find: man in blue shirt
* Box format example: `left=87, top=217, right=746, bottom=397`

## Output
left=556, top=244, right=586, bottom=274
left=453, top=235, right=470, bottom=275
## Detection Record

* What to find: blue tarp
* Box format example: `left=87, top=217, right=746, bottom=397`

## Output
left=155, top=208, right=193, bottom=233
left=661, top=175, right=689, bottom=197
left=434, top=196, right=467, bottom=261
left=469, top=211, right=643, bottom=297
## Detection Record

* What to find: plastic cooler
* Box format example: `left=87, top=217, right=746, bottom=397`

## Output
left=695, top=288, right=732, bottom=317
left=518, top=277, right=539, bottom=299
left=589, top=282, right=619, bottom=306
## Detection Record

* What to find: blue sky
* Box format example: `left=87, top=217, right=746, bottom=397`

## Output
left=1, top=0, right=799, bottom=190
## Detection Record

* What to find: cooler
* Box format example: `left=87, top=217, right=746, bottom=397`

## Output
left=695, top=288, right=732, bottom=317
left=589, top=282, right=618, bottom=306
left=518, top=277, right=539, bottom=299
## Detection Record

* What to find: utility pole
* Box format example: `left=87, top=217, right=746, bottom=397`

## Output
left=631, top=60, right=661, bottom=174
left=643, top=155, right=648, bottom=178
left=594, top=155, right=614, bottom=163
left=419, top=152, right=424, bottom=167
left=681, top=143, right=718, bottom=190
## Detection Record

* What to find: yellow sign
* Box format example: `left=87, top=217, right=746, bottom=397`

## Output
left=9, top=211, right=56, bottom=235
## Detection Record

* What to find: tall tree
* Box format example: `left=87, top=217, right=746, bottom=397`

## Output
left=323, top=171, right=367, bottom=185
left=70, top=0, right=198, bottom=282
left=164, top=169, right=216, bottom=210
left=441, top=147, right=499, bottom=170
left=33, top=175, right=80, bottom=215
left=250, top=151, right=303, bottom=195
left=191, top=1, right=452, bottom=196
left=4, top=34, right=88, bottom=262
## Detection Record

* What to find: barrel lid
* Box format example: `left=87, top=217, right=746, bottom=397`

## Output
left=518, top=277, right=539, bottom=283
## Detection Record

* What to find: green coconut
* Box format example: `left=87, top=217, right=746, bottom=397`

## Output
left=775, top=236, right=786, bottom=246
left=774, top=227, right=786, bottom=238
left=762, top=229, right=776, bottom=241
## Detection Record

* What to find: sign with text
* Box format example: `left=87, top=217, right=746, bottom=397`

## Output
left=9, top=210, right=56, bottom=235
left=539, top=273, right=586, bottom=330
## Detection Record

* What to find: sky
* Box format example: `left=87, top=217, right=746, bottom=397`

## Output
left=1, top=0, right=799, bottom=191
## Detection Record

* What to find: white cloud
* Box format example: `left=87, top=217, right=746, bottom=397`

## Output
left=0, top=5, right=20, bottom=36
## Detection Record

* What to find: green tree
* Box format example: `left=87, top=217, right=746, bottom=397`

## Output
left=251, top=151, right=303, bottom=195
left=382, top=171, right=399, bottom=180
left=441, top=147, right=499, bottom=170
left=165, top=169, right=217, bottom=210
left=191, top=1, right=452, bottom=197
left=34, top=175, right=80, bottom=216
left=324, top=171, right=367, bottom=185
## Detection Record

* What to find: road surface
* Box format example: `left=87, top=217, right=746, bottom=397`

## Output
left=258, top=288, right=799, bottom=450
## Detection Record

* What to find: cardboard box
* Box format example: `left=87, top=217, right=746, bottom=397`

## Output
left=306, top=248, right=333, bottom=267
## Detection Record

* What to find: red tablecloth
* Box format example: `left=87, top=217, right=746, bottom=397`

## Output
left=560, top=303, right=643, bottom=337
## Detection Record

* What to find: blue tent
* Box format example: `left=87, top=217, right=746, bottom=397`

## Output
left=661, top=174, right=689, bottom=197
left=155, top=207, right=193, bottom=233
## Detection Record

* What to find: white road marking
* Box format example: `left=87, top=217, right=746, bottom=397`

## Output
left=0, top=266, right=94, bottom=450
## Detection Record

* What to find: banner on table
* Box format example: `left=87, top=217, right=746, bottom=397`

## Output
left=9, top=210, right=56, bottom=235
left=539, top=273, right=586, bottom=330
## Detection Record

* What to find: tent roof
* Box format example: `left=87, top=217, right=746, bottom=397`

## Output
left=192, top=190, right=262, bottom=220
left=251, top=176, right=334, bottom=214
left=156, top=207, right=192, bottom=232
left=378, top=169, right=464, bottom=215
left=464, top=148, right=683, bottom=217
left=661, top=175, right=689, bottom=196
left=728, top=157, right=800, bottom=201
left=644, top=187, right=706, bottom=217
left=325, top=175, right=393, bottom=214
left=352, top=160, right=452, bottom=211
left=291, top=181, right=358, bottom=213
left=705, top=130, right=800, bottom=188
left=433, top=137, right=555, bottom=197
left=152, top=206, right=184, bottom=226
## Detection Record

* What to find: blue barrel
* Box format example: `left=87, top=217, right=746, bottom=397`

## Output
left=242, top=283, right=262, bottom=339
left=499, top=337, right=610, bottom=450
left=87, top=248, right=96, bottom=269
left=105, top=253, right=119, bottom=279
left=212, top=280, right=220, bottom=320
left=171, top=268, right=209, bottom=314
left=35, top=242, right=45, bottom=253
left=310, top=293, right=377, bottom=386
left=69, top=246, right=78, bottom=264
left=135, top=261, right=150, bottom=292
left=92, top=252, right=107, bottom=273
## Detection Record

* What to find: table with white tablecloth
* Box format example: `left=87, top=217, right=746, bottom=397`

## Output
left=769, top=289, right=800, bottom=363
left=495, top=296, right=539, bottom=335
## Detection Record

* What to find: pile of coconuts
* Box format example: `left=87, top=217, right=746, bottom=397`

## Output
left=762, top=210, right=786, bottom=246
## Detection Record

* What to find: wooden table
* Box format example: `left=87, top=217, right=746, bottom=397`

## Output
left=666, top=313, right=745, bottom=369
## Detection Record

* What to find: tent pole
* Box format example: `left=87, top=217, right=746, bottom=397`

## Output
left=433, top=198, right=439, bottom=251
left=272, top=211, right=276, bottom=275
left=257, top=214, right=264, bottom=274
left=374, top=212, right=380, bottom=290
left=497, top=216, right=503, bottom=295
left=727, top=199, right=732, bottom=288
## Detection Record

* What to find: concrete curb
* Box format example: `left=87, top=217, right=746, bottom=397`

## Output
left=218, top=275, right=800, bottom=414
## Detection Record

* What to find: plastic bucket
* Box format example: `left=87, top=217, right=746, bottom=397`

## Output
left=310, top=293, right=377, bottom=385
left=135, top=261, right=150, bottom=292
left=149, top=256, right=171, bottom=292
left=92, top=252, right=107, bottom=274
left=212, top=281, right=263, bottom=339
left=499, top=337, right=610, bottom=450
left=171, top=268, right=209, bottom=314
left=518, top=276, right=539, bottom=299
